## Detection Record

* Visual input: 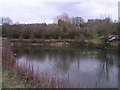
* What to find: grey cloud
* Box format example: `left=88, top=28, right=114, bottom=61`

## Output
left=0, top=0, right=118, bottom=23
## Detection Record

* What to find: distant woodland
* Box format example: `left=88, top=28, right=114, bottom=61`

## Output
left=2, top=13, right=118, bottom=40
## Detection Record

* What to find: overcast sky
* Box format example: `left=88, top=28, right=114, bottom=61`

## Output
left=0, top=0, right=119, bottom=24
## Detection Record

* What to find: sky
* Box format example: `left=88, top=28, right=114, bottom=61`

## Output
left=0, top=0, right=119, bottom=24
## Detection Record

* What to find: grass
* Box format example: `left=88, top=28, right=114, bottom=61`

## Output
left=87, top=38, right=119, bottom=46
left=0, top=69, right=2, bottom=89
left=9, top=39, right=76, bottom=42
left=87, top=38, right=102, bottom=44
left=2, top=41, right=25, bottom=88
left=109, top=42, right=119, bottom=47
left=8, top=38, right=103, bottom=44
left=2, top=69, right=25, bottom=88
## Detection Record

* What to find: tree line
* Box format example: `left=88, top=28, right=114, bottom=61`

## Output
left=2, top=13, right=118, bottom=40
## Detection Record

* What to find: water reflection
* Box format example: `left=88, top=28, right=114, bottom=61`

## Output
left=13, top=47, right=118, bottom=88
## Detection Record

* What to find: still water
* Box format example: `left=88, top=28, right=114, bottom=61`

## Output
left=13, top=47, right=118, bottom=88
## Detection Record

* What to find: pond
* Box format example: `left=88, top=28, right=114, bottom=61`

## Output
left=13, top=46, right=118, bottom=88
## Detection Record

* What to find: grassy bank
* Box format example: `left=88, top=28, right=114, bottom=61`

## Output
left=0, top=69, right=2, bottom=89
left=7, top=38, right=76, bottom=43
left=2, top=69, right=25, bottom=88
left=8, top=38, right=119, bottom=45
left=2, top=40, right=25, bottom=88
left=6, top=38, right=119, bottom=52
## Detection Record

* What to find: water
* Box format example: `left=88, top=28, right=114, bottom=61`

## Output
left=13, top=47, right=118, bottom=88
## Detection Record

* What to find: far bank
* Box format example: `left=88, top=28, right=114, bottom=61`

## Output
left=5, top=38, right=119, bottom=52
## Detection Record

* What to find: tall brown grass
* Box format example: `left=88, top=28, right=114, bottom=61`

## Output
left=2, top=40, right=16, bottom=70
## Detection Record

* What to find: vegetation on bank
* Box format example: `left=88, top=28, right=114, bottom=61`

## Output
left=2, top=41, right=25, bottom=88
left=6, top=38, right=119, bottom=52
left=0, top=69, right=2, bottom=89
left=2, top=69, right=25, bottom=88
left=2, top=13, right=118, bottom=40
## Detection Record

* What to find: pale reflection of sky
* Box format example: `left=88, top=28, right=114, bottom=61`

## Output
left=16, top=51, right=118, bottom=88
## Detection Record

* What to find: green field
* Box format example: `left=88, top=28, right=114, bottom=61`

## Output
left=2, top=69, right=25, bottom=88
left=0, top=69, right=2, bottom=89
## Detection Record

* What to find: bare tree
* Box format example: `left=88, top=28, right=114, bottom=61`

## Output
left=71, top=17, right=84, bottom=27
left=1, top=17, right=13, bottom=25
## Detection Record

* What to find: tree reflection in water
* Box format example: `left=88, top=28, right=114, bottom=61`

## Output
left=13, top=47, right=118, bottom=88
